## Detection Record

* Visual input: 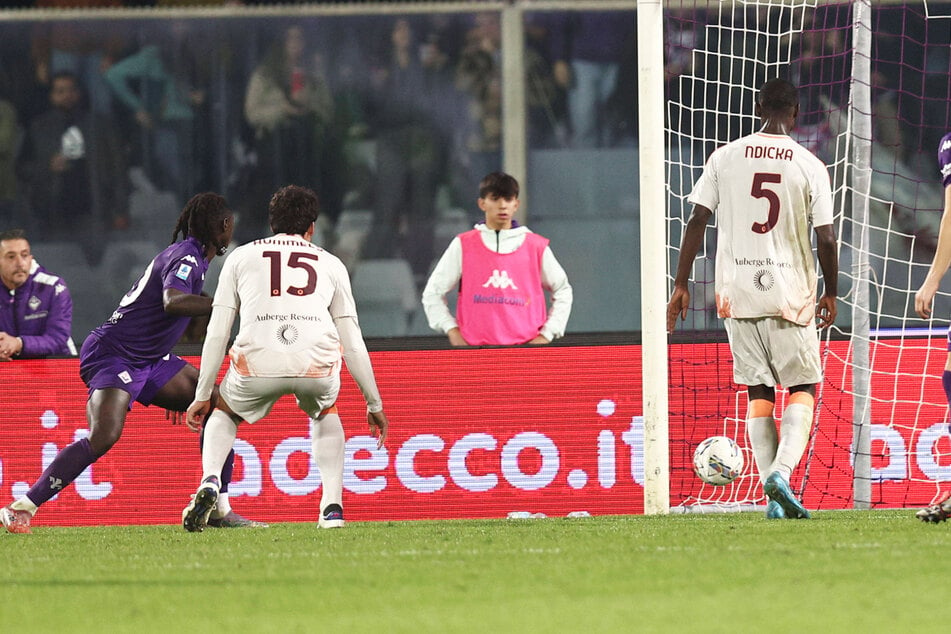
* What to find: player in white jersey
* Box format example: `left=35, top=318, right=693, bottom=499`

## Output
left=182, top=185, right=389, bottom=531
left=667, top=78, right=839, bottom=520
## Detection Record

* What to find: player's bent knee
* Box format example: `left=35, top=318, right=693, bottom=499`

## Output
left=88, top=425, right=124, bottom=455
left=788, top=385, right=816, bottom=408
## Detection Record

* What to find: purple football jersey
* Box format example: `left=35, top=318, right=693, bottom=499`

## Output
left=939, top=132, right=951, bottom=188
left=88, top=236, right=208, bottom=362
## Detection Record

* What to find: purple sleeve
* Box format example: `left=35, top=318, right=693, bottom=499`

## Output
left=161, top=254, right=205, bottom=296
left=939, top=132, right=951, bottom=188
left=19, top=282, right=73, bottom=358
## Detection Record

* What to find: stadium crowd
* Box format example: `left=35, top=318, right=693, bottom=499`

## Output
left=0, top=9, right=634, bottom=257
left=0, top=2, right=947, bottom=342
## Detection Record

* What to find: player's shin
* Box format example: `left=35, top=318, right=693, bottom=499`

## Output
left=747, top=416, right=778, bottom=483
left=745, top=399, right=777, bottom=483
left=312, top=412, right=345, bottom=513
left=22, top=437, right=99, bottom=508
left=201, top=410, right=238, bottom=483
left=772, top=398, right=815, bottom=479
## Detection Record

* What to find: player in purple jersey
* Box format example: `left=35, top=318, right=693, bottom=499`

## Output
left=915, top=132, right=951, bottom=523
left=1, top=193, right=262, bottom=534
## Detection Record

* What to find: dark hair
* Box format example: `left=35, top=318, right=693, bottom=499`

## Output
left=0, top=228, right=26, bottom=242
left=171, top=192, right=231, bottom=250
left=50, top=71, right=80, bottom=90
left=479, top=172, right=519, bottom=200
left=269, top=185, right=319, bottom=235
left=758, top=78, right=798, bottom=114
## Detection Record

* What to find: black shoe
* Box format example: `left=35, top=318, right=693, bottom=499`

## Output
left=319, top=503, right=344, bottom=529
left=182, top=480, right=220, bottom=532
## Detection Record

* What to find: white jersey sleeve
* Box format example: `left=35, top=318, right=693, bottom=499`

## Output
left=688, top=132, right=833, bottom=325
left=221, top=233, right=353, bottom=378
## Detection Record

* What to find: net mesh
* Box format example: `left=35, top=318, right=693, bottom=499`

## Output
left=664, top=0, right=951, bottom=511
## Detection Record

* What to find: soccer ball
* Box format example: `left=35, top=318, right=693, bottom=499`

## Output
left=692, top=436, right=744, bottom=486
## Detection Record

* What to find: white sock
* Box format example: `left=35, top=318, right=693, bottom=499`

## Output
left=212, top=491, right=233, bottom=519
left=311, top=412, right=345, bottom=513
left=746, top=416, right=778, bottom=483
left=10, top=496, right=38, bottom=516
left=771, top=402, right=814, bottom=479
left=202, top=410, right=238, bottom=485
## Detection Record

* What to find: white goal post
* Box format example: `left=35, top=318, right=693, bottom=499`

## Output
left=638, top=0, right=671, bottom=515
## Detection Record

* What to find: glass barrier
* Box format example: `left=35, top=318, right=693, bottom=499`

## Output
left=0, top=4, right=943, bottom=342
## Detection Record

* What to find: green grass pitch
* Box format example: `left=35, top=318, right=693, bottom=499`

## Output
left=2, top=511, right=949, bottom=632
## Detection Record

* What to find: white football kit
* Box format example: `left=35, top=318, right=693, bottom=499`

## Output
left=219, top=234, right=350, bottom=378
left=688, top=131, right=834, bottom=327
left=195, top=233, right=382, bottom=422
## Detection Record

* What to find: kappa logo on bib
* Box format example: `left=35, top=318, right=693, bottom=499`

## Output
left=482, top=269, right=518, bottom=290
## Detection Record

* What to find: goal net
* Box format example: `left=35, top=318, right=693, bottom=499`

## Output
left=663, top=0, right=951, bottom=512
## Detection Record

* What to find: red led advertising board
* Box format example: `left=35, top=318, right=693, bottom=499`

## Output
left=0, top=340, right=947, bottom=527
left=0, top=346, right=645, bottom=526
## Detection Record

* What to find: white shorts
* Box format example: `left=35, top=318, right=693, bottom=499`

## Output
left=219, top=368, right=341, bottom=423
left=723, top=317, right=822, bottom=388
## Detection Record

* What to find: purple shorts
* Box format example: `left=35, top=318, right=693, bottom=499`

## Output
left=79, top=334, right=188, bottom=407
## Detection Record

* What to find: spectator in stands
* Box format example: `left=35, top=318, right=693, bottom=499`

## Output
left=524, top=15, right=568, bottom=149
left=30, top=2, right=126, bottom=116
left=16, top=71, right=129, bottom=262
left=361, top=17, right=454, bottom=282
left=421, top=171, right=573, bottom=346
left=788, top=7, right=849, bottom=162
left=545, top=12, right=635, bottom=148
left=104, top=25, right=206, bottom=206
left=244, top=24, right=344, bottom=244
left=455, top=13, right=503, bottom=206
left=0, top=95, right=17, bottom=228
left=0, top=229, right=76, bottom=360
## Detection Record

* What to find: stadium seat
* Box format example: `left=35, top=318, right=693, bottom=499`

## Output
left=29, top=241, right=106, bottom=342
left=337, top=209, right=374, bottom=234
left=30, top=241, right=89, bottom=275
left=97, top=240, right=162, bottom=299
left=128, top=178, right=180, bottom=236
left=434, top=208, right=472, bottom=251
left=351, top=258, right=417, bottom=337
left=334, top=209, right=374, bottom=270
left=66, top=273, right=119, bottom=342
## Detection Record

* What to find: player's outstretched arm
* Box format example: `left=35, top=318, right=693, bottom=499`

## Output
left=162, top=288, right=213, bottom=317
left=814, top=224, right=838, bottom=328
left=917, top=186, right=951, bottom=319
left=186, top=400, right=211, bottom=431
left=667, top=204, right=712, bottom=333
left=336, top=315, right=385, bottom=412
left=666, top=286, right=691, bottom=333
left=368, top=410, right=388, bottom=449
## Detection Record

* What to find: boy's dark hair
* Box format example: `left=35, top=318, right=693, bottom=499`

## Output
left=50, top=71, right=80, bottom=88
left=172, top=192, right=231, bottom=250
left=269, top=185, right=319, bottom=235
left=479, top=172, right=520, bottom=200
left=758, top=78, right=799, bottom=114
left=0, top=229, right=26, bottom=243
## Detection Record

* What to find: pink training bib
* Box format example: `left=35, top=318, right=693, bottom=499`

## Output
left=457, top=230, right=548, bottom=345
